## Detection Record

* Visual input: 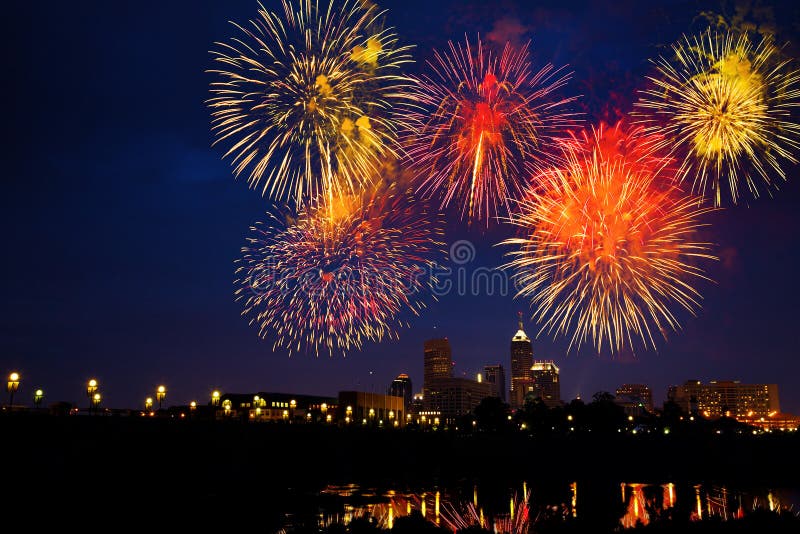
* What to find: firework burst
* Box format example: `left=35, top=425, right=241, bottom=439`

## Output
left=500, top=123, right=717, bottom=353
left=208, top=0, right=413, bottom=205
left=404, top=36, right=579, bottom=223
left=635, top=30, right=800, bottom=205
left=235, top=182, right=443, bottom=355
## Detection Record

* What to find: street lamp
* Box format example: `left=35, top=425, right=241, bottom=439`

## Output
left=7, top=372, right=20, bottom=409
left=145, top=397, right=153, bottom=413
left=190, top=401, right=197, bottom=417
left=346, top=405, right=352, bottom=424
left=33, top=389, right=44, bottom=409
left=290, top=399, right=296, bottom=422
left=156, top=385, right=166, bottom=410
left=92, top=393, right=101, bottom=413
left=321, top=402, right=328, bottom=422
left=211, top=390, right=220, bottom=406
left=222, top=399, right=232, bottom=417
left=86, top=379, right=98, bottom=415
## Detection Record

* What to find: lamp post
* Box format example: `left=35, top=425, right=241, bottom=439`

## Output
left=222, top=399, right=232, bottom=417
left=211, top=390, right=220, bottom=407
left=190, top=401, right=197, bottom=414
left=7, top=372, right=20, bottom=409
left=33, top=389, right=44, bottom=409
left=145, top=397, right=153, bottom=413
left=86, top=379, right=98, bottom=415
left=321, top=402, right=328, bottom=423
left=156, top=385, right=166, bottom=410
left=346, top=405, right=352, bottom=425
left=290, top=399, right=296, bottom=422
left=92, top=393, right=101, bottom=413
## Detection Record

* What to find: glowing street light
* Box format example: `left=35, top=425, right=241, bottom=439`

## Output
left=211, top=390, right=220, bottom=406
left=189, top=401, right=197, bottom=415
left=145, top=397, right=153, bottom=412
left=156, top=385, right=166, bottom=410
left=86, top=379, right=98, bottom=415
left=222, top=399, right=232, bottom=417
left=7, top=372, right=20, bottom=409
left=290, top=399, right=296, bottom=422
left=33, top=389, right=44, bottom=409
left=92, top=393, right=102, bottom=412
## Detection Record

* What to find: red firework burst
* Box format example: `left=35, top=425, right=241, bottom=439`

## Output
left=404, top=36, right=580, bottom=223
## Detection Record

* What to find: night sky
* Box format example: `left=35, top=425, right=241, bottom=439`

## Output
left=3, top=0, right=800, bottom=413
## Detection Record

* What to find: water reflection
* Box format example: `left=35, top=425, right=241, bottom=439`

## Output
left=279, top=480, right=797, bottom=532
left=620, top=481, right=794, bottom=528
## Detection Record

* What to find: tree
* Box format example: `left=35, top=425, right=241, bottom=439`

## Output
left=474, top=396, right=510, bottom=432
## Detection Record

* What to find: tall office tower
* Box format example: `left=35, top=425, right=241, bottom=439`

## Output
left=388, top=373, right=413, bottom=413
left=530, top=360, right=561, bottom=407
left=483, top=364, right=506, bottom=402
left=510, top=313, right=533, bottom=409
left=423, top=338, right=452, bottom=397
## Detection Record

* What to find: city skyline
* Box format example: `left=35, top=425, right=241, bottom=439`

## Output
left=3, top=0, right=800, bottom=414
left=3, top=315, right=793, bottom=415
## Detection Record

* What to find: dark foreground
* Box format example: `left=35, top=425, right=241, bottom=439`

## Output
left=1, top=415, right=798, bottom=531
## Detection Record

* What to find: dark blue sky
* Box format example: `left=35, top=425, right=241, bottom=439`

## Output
left=3, top=0, right=800, bottom=412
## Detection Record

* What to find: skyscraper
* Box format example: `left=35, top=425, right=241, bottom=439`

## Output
left=388, top=373, right=413, bottom=414
left=424, top=338, right=452, bottom=398
left=510, top=314, right=533, bottom=409
left=483, top=364, right=506, bottom=402
left=529, top=361, right=561, bottom=407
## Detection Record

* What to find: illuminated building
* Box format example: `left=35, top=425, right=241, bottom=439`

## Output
left=421, top=338, right=491, bottom=423
left=423, top=377, right=492, bottom=425
left=424, top=338, right=452, bottom=392
left=615, top=384, right=653, bottom=415
left=219, top=392, right=337, bottom=422
left=526, top=361, right=561, bottom=408
left=338, top=391, right=405, bottom=426
left=483, top=364, right=506, bottom=402
left=423, top=338, right=452, bottom=402
left=669, top=380, right=779, bottom=419
left=388, top=373, right=413, bottom=414
left=410, top=392, right=424, bottom=417
left=737, top=412, right=800, bottom=431
left=510, top=313, right=533, bottom=409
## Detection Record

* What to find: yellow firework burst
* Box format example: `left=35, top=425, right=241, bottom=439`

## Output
left=635, top=30, right=800, bottom=205
left=208, top=0, right=413, bottom=205
left=500, top=123, right=717, bottom=353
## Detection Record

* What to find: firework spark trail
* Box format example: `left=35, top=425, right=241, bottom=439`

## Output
left=235, top=182, right=444, bottom=356
left=635, top=29, right=800, bottom=205
left=208, top=0, right=413, bottom=206
left=439, top=491, right=534, bottom=533
left=404, top=36, right=580, bottom=223
left=500, top=123, right=718, bottom=354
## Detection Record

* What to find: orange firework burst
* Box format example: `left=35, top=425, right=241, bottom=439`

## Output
left=500, top=123, right=717, bottom=353
left=235, top=181, right=444, bottom=356
left=635, top=29, right=800, bottom=205
left=404, top=37, right=579, bottom=223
